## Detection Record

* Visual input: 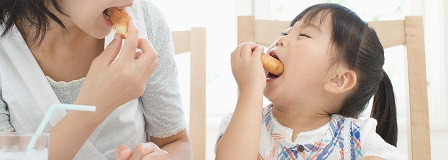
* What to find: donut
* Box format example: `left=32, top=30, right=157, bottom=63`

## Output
left=261, top=53, right=284, bottom=76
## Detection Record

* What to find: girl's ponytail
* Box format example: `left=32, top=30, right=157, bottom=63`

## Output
left=371, top=71, right=398, bottom=146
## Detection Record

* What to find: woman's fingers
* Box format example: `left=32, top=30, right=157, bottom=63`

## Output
left=134, top=51, right=143, bottom=60
left=115, top=145, right=132, bottom=160
left=135, top=38, right=157, bottom=61
left=137, top=38, right=154, bottom=53
left=135, top=38, right=158, bottom=78
left=129, top=143, right=170, bottom=160
left=142, top=149, right=170, bottom=160
left=128, top=143, right=158, bottom=160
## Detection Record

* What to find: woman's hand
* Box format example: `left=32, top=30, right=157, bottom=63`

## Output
left=363, top=156, right=384, bottom=160
left=75, top=20, right=158, bottom=115
left=231, top=42, right=266, bottom=93
left=115, top=143, right=170, bottom=160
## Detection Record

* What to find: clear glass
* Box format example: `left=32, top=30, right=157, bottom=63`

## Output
left=0, top=133, right=49, bottom=160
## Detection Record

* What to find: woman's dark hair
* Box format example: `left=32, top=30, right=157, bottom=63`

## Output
left=291, top=3, right=397, bottom=146
left=0, top=0, right=67, bottom=45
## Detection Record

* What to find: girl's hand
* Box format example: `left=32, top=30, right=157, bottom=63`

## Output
left=115, top=143, right=170, bottom=160
left=75, top=20, right=158, bottom=115
left=231, top=42, right=266, bottom=92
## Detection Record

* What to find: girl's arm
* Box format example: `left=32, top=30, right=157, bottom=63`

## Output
left=216, top=89, right=264, bottom=159
left=216, top=43, right=266, bottom=159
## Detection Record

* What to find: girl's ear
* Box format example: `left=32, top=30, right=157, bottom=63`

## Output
left=323, top=69, right=357, bottom=94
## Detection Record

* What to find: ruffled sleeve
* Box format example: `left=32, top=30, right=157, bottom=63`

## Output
left=359, top=118, right=407, bottom=159
left=0, top=92, right=14, bottom=132
left=214, top=113, right=233, bottom=153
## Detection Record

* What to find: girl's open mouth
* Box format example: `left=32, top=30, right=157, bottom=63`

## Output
left=266, top=54, right=282, bottom=79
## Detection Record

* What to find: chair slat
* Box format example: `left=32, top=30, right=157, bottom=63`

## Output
left=368, top=20, right=406, bottom=48
left=404, top=16, right=431, bottom=160
left=172, top=27, right=206, bottom=160
left=172, top=30, right=191, bottom=54
left=189, top=27, right=207, bottom=160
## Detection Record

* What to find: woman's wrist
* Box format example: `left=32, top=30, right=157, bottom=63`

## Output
left=73, top=98, right=115, bottom=122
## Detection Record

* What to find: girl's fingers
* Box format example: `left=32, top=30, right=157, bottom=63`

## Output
left=252, top=46, right=263, bottom=58
left=240, top=42, right=260, bottom=58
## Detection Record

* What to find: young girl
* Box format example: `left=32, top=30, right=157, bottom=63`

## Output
left=216, top=3, right=405, bottom=160
left=0, top=0, right=190, bottom=159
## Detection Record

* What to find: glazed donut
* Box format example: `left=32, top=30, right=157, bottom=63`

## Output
left=106, top=7, right=131, bottom=38
left=261, top=53, right=284, bottom=76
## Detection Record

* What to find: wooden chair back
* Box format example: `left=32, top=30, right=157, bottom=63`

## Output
left=172, top=27, right=206, bottom=160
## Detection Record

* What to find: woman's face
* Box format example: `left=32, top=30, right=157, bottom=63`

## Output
left=53, top=0, right=134, bottom=39
left=264, top=12, right=336, bottom=107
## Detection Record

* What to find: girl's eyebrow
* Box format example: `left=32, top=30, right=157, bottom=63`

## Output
left=295, top=22, right=322, bottom=33
left=303, top=23, right=322, bottom=32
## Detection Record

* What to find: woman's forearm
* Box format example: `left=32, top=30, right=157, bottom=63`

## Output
left=216, top=89, right=263, bottom=160
left=151, top=130, right=192, bottom=160
left=48, top=110, right=108, bottom=160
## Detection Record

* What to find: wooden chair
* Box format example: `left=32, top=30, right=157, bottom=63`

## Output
left=238, top=16, right=430, bottom=159
left=172, top=27, right=206, bottom=160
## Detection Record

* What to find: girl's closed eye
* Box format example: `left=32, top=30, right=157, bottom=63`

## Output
left=281, top=32, right=288, bottom=36
left=299, top=33, right=311, bottom=38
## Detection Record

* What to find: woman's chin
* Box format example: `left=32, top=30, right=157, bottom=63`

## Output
left=91, top=29, right=113, bottom=39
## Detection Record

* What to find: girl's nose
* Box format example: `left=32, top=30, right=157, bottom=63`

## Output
left=276, top=36, right=287, bottom=47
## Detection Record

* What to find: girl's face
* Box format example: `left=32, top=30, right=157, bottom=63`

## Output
left=53, top=0, right=134, bottom=38
left=264, top=13, right=336, bottom=107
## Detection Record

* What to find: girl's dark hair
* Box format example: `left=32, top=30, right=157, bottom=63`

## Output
left=291, top=3, right=397, bottom=146
left=0, top=0, right=67, bottom=45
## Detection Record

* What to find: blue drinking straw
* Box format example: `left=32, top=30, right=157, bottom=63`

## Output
left=27, top=104, right=96, bottom=151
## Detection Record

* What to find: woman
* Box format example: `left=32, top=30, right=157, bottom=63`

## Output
left=0, top=0, right=191, bottom=159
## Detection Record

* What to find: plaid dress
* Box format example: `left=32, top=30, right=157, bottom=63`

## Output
left=258, top=105, right=363, bottom=160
